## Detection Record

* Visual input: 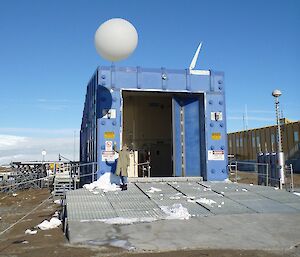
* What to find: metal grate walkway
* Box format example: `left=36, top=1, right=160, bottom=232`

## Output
left=66, top=181, right=300, bottom=223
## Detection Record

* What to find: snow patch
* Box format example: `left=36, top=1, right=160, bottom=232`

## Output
left=223, top=178, right=232, bottom=183
left=293, top=192, right=300, bottom=197
left=12, top=193, right=18, bottom=197
left=52, top=211, right=59, bottom=218
left=169, top=196, right=181, bottom=200
left=81, top=217, right=157, bottom=224
left=160, top=204, right=191, bottom=220
left=196, top=198, right=216, bottom=207
left=83, top=172, right=121, bottom=192
left=53, top=199, right=61, bottom=205
left=25, top=229, right=37, bottom=235
left=37, top=217, right=61, bottom=230
left=146, top=187, right=162, bottom=193
left=242, top=188, right=248, bottom=192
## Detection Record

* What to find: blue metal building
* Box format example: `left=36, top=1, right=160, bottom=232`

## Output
left=80, top=66, right=228, bottom=182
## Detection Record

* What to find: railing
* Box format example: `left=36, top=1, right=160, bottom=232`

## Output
left=228, top=161, right=269, bottom=186
left=285, top=164, right=294, bottom=192
left=228, top=160, right=295, bottom=191
left=0, top=162, right=97, bottom=194
left=136, top=161, right=151, bottom=177
left=0, top=174, right=52, bottom=193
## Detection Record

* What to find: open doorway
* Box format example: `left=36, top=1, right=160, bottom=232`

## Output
left=122, top=91, right=173, bottom=177
left=122, top=90, right=204, bottom=178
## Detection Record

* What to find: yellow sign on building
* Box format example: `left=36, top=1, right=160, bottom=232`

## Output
left=104, top=131, right=115, bottom=139
left=212, top=132, right=221, bottom=140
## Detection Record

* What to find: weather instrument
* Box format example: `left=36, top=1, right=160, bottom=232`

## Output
left=94, top=18, right=138, bottom=62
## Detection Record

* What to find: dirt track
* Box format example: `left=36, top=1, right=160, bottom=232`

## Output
left=0, top=188, right=299, bottom=257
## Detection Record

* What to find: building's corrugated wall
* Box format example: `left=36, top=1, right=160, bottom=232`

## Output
left=228, top=120, right=300, bottom=171
left=80, top=72, right=98, bottom=183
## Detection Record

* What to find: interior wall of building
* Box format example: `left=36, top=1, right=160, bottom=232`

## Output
left=122, top=91, right=173, bottom=177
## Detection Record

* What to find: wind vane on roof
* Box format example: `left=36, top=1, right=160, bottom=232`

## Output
left=189, top=42, right=209, bottom=75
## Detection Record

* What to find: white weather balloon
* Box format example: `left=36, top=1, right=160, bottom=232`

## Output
left=94, top=18, right=138, bottom=62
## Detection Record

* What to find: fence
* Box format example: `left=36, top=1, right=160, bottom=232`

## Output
left=228, top=160, right=295, bottom=191
left=0, top=162, right=98, bottom=195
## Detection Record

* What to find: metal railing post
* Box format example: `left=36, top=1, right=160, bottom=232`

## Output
left=92, top=163, right=95, bottom=182
left=148, top=163, right=151, bottom=177
left=290, top=164, right=294, bottom=192
left=235, top=161, right=238, bottom=183
left=266, top=164, right=269, bottom=187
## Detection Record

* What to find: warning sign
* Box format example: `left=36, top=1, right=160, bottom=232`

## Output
left=104, top=132, right=115, bottom=139
left=101, top=151, right=115, bottom=162
left=105, top=141, right=113, bottom=151
left=211, top=112, right=223, bottom=121
left=211, top=133, right=221, bottom=140
left=208, top=150, right=225, bottom=161
left=102, top=109, right=116, bottom=119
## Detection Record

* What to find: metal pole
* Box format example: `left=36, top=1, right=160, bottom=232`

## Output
left=290, top=164, right=294, bottom=192
left=92, top=163, right=95, bottom=182
left=235, top=161, right=238, bottom=183
left=266, top=163, right=269, bottom=187
left=274, top=96, right=285, bottom=189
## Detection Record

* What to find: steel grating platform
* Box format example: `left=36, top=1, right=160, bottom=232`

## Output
left=65, top=181, right=300, bottom=245
left=66, top=181, right=300, bottom=222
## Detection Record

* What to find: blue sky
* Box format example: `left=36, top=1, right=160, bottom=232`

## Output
left=0, top=0, right=299, bottom=164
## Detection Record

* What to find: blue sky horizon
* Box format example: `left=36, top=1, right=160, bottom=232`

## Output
left=0, top=0, right=299, bottom=164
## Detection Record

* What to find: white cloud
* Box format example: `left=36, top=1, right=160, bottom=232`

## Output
left=0, top=128, right=79, bottom=137
left=0, top=134, right=79, bottom=165
left=0, top=135, right=28, bottom=148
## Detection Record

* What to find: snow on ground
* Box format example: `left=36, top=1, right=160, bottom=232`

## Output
left=53, top=199, right=61, bottom=205
left=81, top=204, right=192, bottom=224
left=83, top=172, right=121, bottom=192
left=25, top=229, right=37, bottom=235
left=195, top=198, right=216, bottom=207
left=293, top=192, right=300, bottom=197
left=52, top=211, right=59, bottom=218
left=146, top=187, right=162, bottom=193
left=80, top=217, right=157, bottom=224
left=160, top=204, right=191, bottom=220
left=169, top=196, right=181, bottom=200
left=37, top=217, right=62, bottom=230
